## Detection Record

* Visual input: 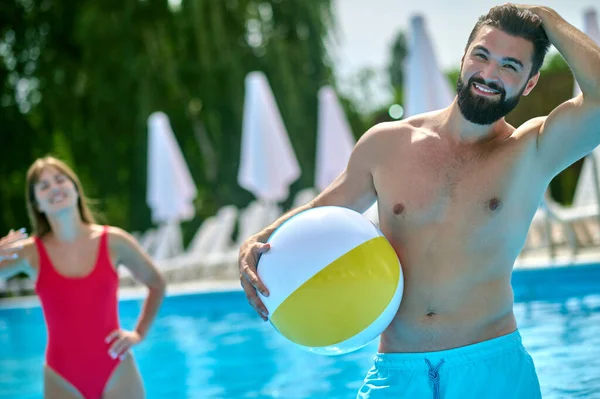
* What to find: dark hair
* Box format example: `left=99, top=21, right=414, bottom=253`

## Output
left=465, top=5, right=550, bottom=77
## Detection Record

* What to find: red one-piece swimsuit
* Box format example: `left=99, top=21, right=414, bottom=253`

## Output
left=34, top=226, right=121, bottom=399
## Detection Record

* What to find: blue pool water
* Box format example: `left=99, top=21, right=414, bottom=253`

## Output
left=1, top=265, right=600, bottom=398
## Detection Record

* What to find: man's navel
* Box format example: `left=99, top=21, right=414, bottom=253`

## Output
left=488, top=197, right=502, bottom=212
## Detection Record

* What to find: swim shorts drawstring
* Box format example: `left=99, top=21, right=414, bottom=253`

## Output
left=425, top=358, right=445, bottom=399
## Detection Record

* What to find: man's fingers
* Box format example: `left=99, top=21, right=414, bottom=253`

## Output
left=241, top=277, right=267, bottom=314
left=240, top=278, right=269, bottom=321
left=238, top=241, right=272, bottom=321
left=254, top=242, right=271, bottom=254
left=240, top=260, right=269, bottom=296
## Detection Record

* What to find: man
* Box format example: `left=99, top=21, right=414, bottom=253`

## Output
left=238, top=4, right=600, bottom=398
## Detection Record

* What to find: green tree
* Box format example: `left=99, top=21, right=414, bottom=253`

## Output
left=387, top=30, right=407, bottom=105
left=0, top=0, right=342, bottom=244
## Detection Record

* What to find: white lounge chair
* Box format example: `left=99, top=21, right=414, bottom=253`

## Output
left=542, top=194, right=600, bottom=255
left=522, top=199, right=556, bottom=256
left=205, top=200, right=282, bottom=276
left=153, top=222, right=185, bottom=261
left=151, top=205, right=240, bottom=282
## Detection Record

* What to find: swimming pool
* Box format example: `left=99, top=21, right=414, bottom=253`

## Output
left=1, top=264, right=599, bottom=399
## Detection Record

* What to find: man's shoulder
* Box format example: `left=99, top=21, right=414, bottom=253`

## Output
left=512, top=116, right=546, bottom=140
left=354, top=110, right=451, bottom=156
left=360, top=120, right=416, bottom=143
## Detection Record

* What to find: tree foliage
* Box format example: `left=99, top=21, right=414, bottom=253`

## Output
left=0, top=0, right=342, bottom=241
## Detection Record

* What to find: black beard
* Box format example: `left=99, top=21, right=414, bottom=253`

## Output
left=456, top=75, right=524, bottom=125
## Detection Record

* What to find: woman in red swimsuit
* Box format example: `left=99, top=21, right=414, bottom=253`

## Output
left=0, top=156, right=166, bottom=399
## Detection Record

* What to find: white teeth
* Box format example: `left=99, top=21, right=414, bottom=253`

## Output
left=50, top=194, right=66, bottom=204
left=474, top=83, right=498, bottom=94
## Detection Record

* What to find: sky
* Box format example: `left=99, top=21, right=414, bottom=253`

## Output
left=329, top=0, right=598, bottom=112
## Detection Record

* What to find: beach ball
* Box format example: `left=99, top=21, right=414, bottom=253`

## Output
left=257, top=206, right=403, bottom=355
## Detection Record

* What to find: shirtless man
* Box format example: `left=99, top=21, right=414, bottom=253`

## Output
left=238, top=4, right=600, bottom=398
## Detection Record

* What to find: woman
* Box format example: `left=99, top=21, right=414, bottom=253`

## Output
left=0, top=156, right=166, bottom=399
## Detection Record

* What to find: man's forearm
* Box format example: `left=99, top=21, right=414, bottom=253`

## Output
left=532, top=6, right=600, bottom=99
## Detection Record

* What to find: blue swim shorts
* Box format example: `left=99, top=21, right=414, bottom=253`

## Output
left=357, top=330, right=541, bottom=399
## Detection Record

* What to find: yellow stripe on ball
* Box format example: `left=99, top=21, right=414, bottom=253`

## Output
left=270, top=236, right=400, bottom=348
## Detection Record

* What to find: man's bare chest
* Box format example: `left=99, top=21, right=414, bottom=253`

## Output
left=372, top=146, right=522, bottom=229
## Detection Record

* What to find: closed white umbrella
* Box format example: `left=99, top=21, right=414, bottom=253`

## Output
left=147, top=111, right=197, bottom=259
left=238, top=71, right=301, bottom=202
left=314, top=85, right=379, bottom=224
left=147, top=111, right=197, bottom=222
left=403, top=15, right=454, bottom=118
left=315, top=85, right=356, bottom=191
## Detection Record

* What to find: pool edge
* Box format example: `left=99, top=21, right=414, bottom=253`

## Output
left=0, top=279, right=243, bottom=309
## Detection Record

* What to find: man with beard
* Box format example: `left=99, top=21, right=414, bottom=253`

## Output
left=238, top=4, right=600, bottom=398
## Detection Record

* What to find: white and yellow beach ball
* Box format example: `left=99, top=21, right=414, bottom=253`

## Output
left=257, top=206, right=404, bottom=356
